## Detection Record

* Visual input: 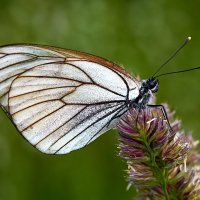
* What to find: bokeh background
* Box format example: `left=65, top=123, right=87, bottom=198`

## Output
left=0, top=0, right=200, bottom=200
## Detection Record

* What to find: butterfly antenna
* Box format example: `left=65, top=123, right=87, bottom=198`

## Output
left=154, top=66, right=200, bottom=78
left=152, top=36, right=191, bottom=78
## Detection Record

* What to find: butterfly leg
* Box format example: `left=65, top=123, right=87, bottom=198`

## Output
left=147, top=104, right=173, bottom=131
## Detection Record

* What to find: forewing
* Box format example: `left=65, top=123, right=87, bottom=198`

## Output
left=0, top=44, right=139, bottom=154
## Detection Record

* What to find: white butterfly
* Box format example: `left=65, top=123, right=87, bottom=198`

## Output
left=0, top=44, right=158, bottom=154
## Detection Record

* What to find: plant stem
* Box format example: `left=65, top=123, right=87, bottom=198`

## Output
left=142, top=132, right=169, bottom=200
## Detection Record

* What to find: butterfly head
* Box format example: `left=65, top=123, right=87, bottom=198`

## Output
left=139, top=77, right=159, bottom=95
left=130, top=77, right=159, bottom=108
left=145, top=77, right=159, bottom=93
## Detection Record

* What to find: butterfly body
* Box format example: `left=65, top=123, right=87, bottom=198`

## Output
left=0, top=44, right=157, bottom=154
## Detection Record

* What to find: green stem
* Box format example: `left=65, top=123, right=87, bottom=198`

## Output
left=142, top=133, right=169, bottom=200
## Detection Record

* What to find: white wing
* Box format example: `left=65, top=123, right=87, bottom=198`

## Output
left=0, top=44, right=140, bottom=154
left=0, top=44, right=66, bottom=110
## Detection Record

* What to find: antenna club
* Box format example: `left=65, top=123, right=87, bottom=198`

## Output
left=187, top=36, right=191, bottom=41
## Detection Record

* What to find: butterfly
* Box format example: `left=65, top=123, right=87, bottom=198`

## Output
left=0, top=43, right=172, bottom=155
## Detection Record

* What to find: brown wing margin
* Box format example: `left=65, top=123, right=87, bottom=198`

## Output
left=0, top=43, right=134, bottom=79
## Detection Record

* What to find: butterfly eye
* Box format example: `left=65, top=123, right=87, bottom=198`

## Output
left=151, top=83, right=159, bottom=93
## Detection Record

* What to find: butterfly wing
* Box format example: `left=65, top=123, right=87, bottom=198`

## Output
left=0, top=44, right=140, bottom=154
left=0, top=44, right=67, bottom=110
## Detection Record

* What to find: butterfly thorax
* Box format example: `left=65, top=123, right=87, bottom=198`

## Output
left=129, top=77, right=159, bottom=109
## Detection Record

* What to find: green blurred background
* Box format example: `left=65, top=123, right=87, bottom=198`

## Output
left=0, top=0, right=200, bottom=200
